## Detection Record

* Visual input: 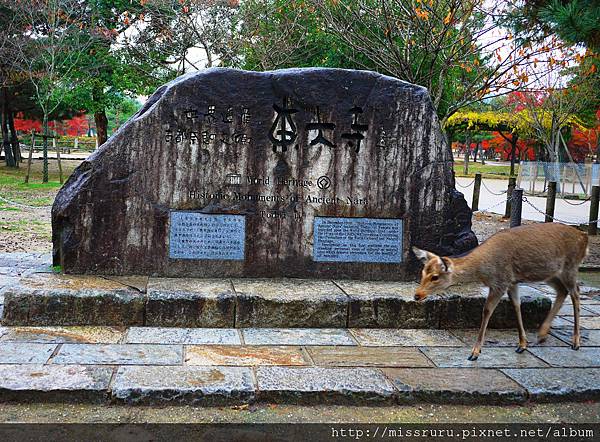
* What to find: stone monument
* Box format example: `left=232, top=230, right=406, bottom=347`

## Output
left=52, top=68, right=476, bottom=279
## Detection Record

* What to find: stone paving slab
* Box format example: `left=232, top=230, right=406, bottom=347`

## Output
left=382, top=368, right=527, bottom=404
left=0, top=253, right=52, bottom=278
left=527, top=347, right=600, bottom=367
left=306, top=346, right=434, bottom=367
left=551, top=316, right=574, bottom=328
left=111, top=366, right=255, bottom=405
left=449, top=329, right=567, bottom=347
left=551, top=328, right=600, bottom=346
left=185, top=345, right=307, bottom=366
left=242, top=328, right=357, bottom=346
left=0, top=343, right=57, bottom=364
left=420, top=347, right=549, bottom=368
left=0, top=326, right=124, bottom=344
left=146, top=278, right=235, bottom=327
left=350, top=329, right=464, bottom=347
left=502, top=368, right=600, bottom=402
left=0, top=364, right=113, bottom=402
left=580, top=316, right=600, bottom=329
left=232, top=279, right=348, bottom=328
left=557, top=304, right=595, bottom=316
left=0, top=276, right=19, bottom=291
left=51, top=344, right=183, bottom=365
left=583, top=304, right=600, bottom=314
left=2, top=274, right=145, bottom=326
left=125, top=327, right=241, bottom=345
left=0, top=324, right=598, bottom=405
left=255, top=366, right=395, bottom=404
left=105, top=276, right=149, bottom=293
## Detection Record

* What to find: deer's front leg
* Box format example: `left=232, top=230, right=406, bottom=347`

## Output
left=508, top=284, right=527, bottom=353
left=469, top=287, right=505, bottom=361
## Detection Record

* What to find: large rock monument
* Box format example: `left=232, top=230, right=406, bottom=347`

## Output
left=52, top=68, right=476, bottom=279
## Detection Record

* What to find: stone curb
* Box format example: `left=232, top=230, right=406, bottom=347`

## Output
left=1, top=276, right=552, bottom=329
left=0, top=364, right=598, bottom=406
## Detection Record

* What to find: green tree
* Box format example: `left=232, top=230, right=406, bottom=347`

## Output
left=510, top=0, right=600, bottom=50
left=105, top=95, right=141, bottom=135
left=10, top=0, right=91, bottom=182
left=232, top=1, right=552, bottom=125
left=65, top=0, right=177, bottom=146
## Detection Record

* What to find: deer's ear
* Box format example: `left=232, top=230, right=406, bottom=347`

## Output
left=440, top=257, right=453, bottom=273
left=412, top=247, right=432, bottom=263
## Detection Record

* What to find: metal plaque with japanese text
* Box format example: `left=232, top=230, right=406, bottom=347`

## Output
left=313, top=217, right=403, bottom=263
left=169, top=212, right=245, bottom=260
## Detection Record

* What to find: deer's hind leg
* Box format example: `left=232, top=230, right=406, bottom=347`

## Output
left=538, top=277, right=568, bottom=343
left=508, top=284, right=527, bottom=353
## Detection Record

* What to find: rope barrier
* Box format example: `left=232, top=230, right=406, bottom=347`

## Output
left=561, top=196, right=591, bottom=206
left=0, top=195, right=52, bottom=210
left=476, top=197, right=510, bottom=215
left=481, top=180, right=508, bottom=196
left=475, top=193, right=599, bottom=225
left=455, top=178, right=475, bottom=189
left=520, top=196, right=599, bottom=225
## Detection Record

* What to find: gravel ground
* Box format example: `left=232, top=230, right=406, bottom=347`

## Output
left=0, top=205, right=51, bottom=253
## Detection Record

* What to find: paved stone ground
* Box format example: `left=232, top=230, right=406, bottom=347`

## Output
left=0, top=321, right=597, bottom=406
left=1, top=253, right=599, bottom=406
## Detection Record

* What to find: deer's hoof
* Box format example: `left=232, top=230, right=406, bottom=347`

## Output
left=537, top=335, right=547, bottom=344
left=571, top=343, right=580, bottom=351
left=467, top=354, right=479, bottom=361
left=515, top=346, right=526, bottom=354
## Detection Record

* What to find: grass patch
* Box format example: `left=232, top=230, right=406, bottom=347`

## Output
left=1, top=159, right=81, bottom=205
left=0, top=200, right=21, bottom=212
left=454, top=161, right=516, bottom=179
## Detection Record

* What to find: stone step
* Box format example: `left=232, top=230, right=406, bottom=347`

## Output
left=0, top=362, right=599, bottom=406
left=1, top=274, right=552, bottom=328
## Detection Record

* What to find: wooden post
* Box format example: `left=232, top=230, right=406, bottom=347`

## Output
left=56, top=139, right=63, bottom=184
left=589, top=185, right=600, bottom=235
left=504, top=176, right=516, bottom=218
left=510, top=188, right=523, bottom=228
left=545, top=181, right=557, bottom=223
left=472, top=173, right=482, bottom=211
left=24, top=132, right=34, bottom=184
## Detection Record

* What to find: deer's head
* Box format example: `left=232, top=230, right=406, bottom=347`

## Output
left=412, top=247, right=454, bottom=301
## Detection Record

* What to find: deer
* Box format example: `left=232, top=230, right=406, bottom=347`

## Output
left=412, top=222, right=588, bottom=361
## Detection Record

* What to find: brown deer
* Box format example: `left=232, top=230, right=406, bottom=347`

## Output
left=412, top=223, right=588, bottom=360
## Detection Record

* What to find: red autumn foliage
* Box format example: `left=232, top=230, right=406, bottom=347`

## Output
left=13, top=113, right=92, bottom=136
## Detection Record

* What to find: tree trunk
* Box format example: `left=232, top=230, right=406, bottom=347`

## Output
left=94, top=110, right=108, bottom=146
left=595, top=134, right=600, bottom=164
left=1, top=88, right=15, bottom=167
left=472, top=143, right=479, bottom=162
left=510, top=135, right=518, bottom=176
left=463, top=134, right=471, bottom=175
left=42, top=114, right=49, bottom=183
left=480, top=142, right=485, bottom=165
left=8, top=105, right=20, bottom=165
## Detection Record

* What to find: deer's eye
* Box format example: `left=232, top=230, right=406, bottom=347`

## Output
left=431, top=275, right=439, bottom=281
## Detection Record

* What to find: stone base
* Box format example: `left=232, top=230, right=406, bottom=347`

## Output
left=1, top=274, right=552, bottom=329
